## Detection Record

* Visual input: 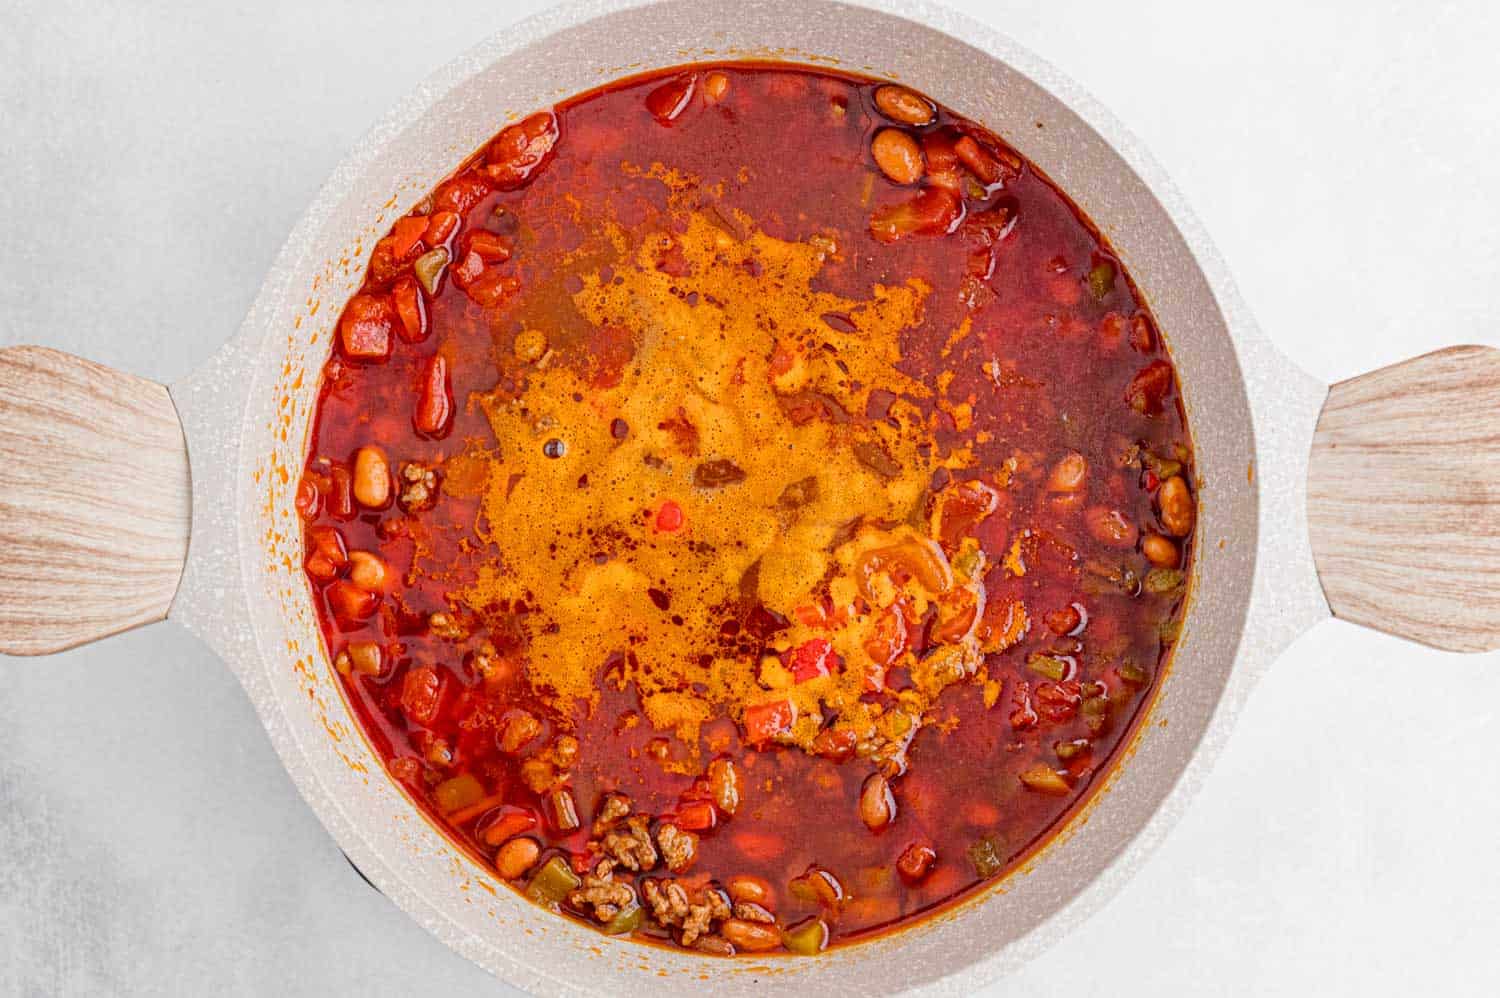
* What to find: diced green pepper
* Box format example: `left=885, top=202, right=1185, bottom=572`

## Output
left=1081, top=695, right=1111, bottom=735
left=1117, top=661, right=1150, bottom=686
left=1026, top=653, right=1069, bottom=681
left=782, top=917, right=829, bottom=956
left=1144, top=568, right=1185, bottom=596
left=524, top=856, right=580, bottom=907
left=601, top=903, right=643, bottom=936
left=433, top=772, right=484, bottom=814
left=967, top=834, right=1006, bottom=878
left=1158, top=616, right=1183, bottom=644
left=1087, top=261, right=1116, bottom=300
left=1054, top=738, right=1090, bottom=761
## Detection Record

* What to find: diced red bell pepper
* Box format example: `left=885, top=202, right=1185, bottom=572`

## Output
left=414, top=354, right=453, bottom=437
left=742, top=699, right=795, bottom=747
left=391, top=276, right=426, bottom=343
left=786, top=638, right=835, bottom=684
left=338, top=293, right=394, bottom=362
left=399, top=666, right=443, bottom=725
left=485, top=111, right=560, bottom=190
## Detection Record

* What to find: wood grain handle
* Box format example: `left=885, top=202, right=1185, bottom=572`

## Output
left=1308, top=344, right=1500, bottom=652
left=0, top=346, right=191, bottom=655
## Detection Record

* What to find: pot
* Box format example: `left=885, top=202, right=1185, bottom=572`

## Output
left=3, top=1, right=1497, bottom=993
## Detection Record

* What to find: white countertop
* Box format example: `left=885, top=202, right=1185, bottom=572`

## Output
left=3, top=1, right=1498, bottom=994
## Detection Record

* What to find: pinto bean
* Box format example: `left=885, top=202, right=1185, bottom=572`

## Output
left=352, top=446, right=391, bottom=508
left=1158, top=475, right=1194, bottom=537
left=859, top=773, right=897, bottom=830
left=347, top=550, right=391, bottom=592
left=721, top=918, right=781, bottom=952
left=873, top=84, right=935, bottom=125
left=871, top=129, right=924, bottom=185
left=1142, top=533, right=1180, bottom=567
left=495, top=837, right=541, bottom=880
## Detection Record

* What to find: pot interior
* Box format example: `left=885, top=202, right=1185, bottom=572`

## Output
left=236, top=1, right=1256, bottom=992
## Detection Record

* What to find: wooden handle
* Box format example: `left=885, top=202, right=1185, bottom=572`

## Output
left=1308, top=344, right=1500, bottom=652
left=0, top=346, right=190, bottom=655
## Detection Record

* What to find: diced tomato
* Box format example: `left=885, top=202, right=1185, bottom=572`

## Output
left=1010, top=681, right=1038, bottom=730
left=675, top=800, right=718, bottom=832
left=326, top=465, right=354, bottom=520
left=1129, top=313, right=1155, bottom=352
left=869, top=188, right=962, bottom=243
left=423, top=210, right=459, bottom=246
left=466, top=270, right=520, bottom=308
left=793, top=599, right=832, bottom=629
left=389, top=215, right=429, bottom=260
left=337, top=293, right=394, bottom=362
left=742, top=699, right=795, bottom=747
left=295, top=473, right=325, bottom=521
left=863, top=605, right=907, bottom=671
left=785, top=638, right=835, bottom=684
left=655, top=499, right=684, bottom=532
left=464, top=230, right=513, bottom=263
left=810, top=727, right=856, bottom=761
left=954, top=135, right=1003, bottom=186
left=304, top=525, right=347, bottom=582
left=399, top=666, right=443, bottom=725
left=432, top=172, right=492, bottom=215
left=645, top=74, right=696, bottom=123
left=922, top=131, right=963, bottom=192
left=326, top=579, right=377, bottom=628
left=450, top=249, right=485, bottom=288
left=896, top=843, right=937, bottom=883
left=391, top=276, right=426, bottom=343
left=934, top=479, right=1001, bottom=548
left=485, top=111, right=561, bottom=190
left=1035, top=680, right=1082, bottom=723
left=1125, top=360, right=1174, bottom=415
left=414, top=354, right=453, bottom=437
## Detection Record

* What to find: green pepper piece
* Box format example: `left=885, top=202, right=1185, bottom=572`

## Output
left=524, top=855, right=581, bottom=907
left=1087, top=261, right=1116, bottom=300
left=1143, top=568, right=1185, bottom=595
left=967, top=834, right=1006, bottom=878
left=782, top=917, right=829, bottom=956
left=601, top=903, right=643, bottom=936
left=1026, top=653, right=1069, bottom=681
left=1117, top=661, right=1150, bottom=686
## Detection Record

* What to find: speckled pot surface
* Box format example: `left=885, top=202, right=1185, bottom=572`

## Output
left=162, top=1, right=1331, bottom=992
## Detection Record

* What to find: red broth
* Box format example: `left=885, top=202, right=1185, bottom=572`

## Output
left=298, top=64, right=1194, bottom=955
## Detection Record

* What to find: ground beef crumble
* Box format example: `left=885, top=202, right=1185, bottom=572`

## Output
left=642, top=878, right=731, bottom=946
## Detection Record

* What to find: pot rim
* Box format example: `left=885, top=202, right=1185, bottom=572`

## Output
left=167, top=1, right=1331, bottom=992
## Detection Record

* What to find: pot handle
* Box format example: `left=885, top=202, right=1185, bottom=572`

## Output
left=0, top=346, right=191, bottom=655
left=1307, top=344, right=1500, bottom=652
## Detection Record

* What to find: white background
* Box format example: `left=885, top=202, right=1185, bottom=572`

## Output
left=3, top=1, right=1498, bottom=994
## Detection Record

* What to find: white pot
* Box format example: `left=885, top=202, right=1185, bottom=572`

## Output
left=5, top=1, right=1497, bottom=994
